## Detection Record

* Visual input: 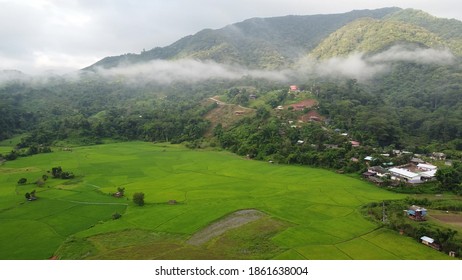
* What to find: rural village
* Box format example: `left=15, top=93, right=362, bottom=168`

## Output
left=216, top=84, right=461, bottom=257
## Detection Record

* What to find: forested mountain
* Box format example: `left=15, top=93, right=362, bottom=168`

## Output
left=310, top=9, right=462, bottom=59
left=85, top=7, right=401, bottom=70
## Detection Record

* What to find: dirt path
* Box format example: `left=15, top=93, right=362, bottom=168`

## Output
left=209, top=97, right=252, bottom=110
left=209, top=97, right=225, bottom=105
left=187, top=209, right=266, bottom=246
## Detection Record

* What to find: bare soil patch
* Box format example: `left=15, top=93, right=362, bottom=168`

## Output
left=286, top=99, right=318, bottom=110
left=187, top=209, right=266, bottom=246
left=299, top=110, right=325, bottom=122
left=430, top=213, right=462, bottom=227
left=203, top=99, right=255, bottom=136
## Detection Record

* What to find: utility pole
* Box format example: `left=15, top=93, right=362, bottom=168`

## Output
left=382, top=201, right=387, bottom=223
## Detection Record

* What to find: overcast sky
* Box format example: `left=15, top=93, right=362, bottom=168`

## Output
left=1, top=0, right=460, bottom=74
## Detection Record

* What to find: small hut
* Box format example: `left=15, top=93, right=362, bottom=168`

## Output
left=406, top=205, right=427, bottom=221
left=420, top=236, right=440, bottom=250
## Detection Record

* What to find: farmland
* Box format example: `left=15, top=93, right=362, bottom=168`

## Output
left=0, top=142, right=451, bottom=259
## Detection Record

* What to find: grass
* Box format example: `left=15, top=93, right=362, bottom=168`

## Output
left=0, top=141, right=452, bottom=259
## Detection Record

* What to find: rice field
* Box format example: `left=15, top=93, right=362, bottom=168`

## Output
left=0, top=142, right=451, bottom=259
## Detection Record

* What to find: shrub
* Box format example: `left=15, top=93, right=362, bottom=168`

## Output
left=133, top=192, right=145, bottom=206
left=112, top=212, right=122, bottom=220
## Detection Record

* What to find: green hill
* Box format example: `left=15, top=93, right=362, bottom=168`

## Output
left=309, top=18, right=449, bottom=59
left=84, top=7, right=401, bottom=70
left=385, top=8, right=462, bottom=41
left=310, top=9, right=462, bottom=59
left=84, top=8, right=462, bottom=71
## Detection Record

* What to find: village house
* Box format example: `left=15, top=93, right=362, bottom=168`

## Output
left=289, top=85, right=299, bottom=92
left=411, top=157, right=425, bottom=165
left=324, top=144, right=339, bottom=149
left=367, top=166, right=389, bottom=178
left=431, top=152, right=446, bottom=161
left=421, top=236, right=440, bottom=250
left=362, top=170, right=385, bottom=185
left=350, top=141, right=360, bottom=147
left=405, top=205, right=427, bottom=221
left=417, top=163, right=437, bottom=172
left=364, top=156, right=374, bottom=162
left=389, top=167, right=422, bottom=184
left=113, top=192, right=123, bottom=198
left=309, top=116, right=320, bottom=122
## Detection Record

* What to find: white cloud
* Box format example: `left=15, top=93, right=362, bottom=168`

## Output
left=95, top=59, right=291, bottom=84
left=316, top=53, right=389, bottom=81
left=91, top=45, right=456, bottom=84
left=368, top=45, right=455, bottom=65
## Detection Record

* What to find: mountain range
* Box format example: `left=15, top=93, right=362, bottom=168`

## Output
left=85, top=7, right=462, bottom=71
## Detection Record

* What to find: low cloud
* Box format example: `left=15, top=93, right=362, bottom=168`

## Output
left=94, top=45, right=456, bottom=84
left=313, top=53, right=389, bottom=81
left=94, top=59, right=292, bottom=84
left=368, top=45, right=455, bottom=65
left=308, top=45, right=456, bottom=82
left=1, top=45, right=456, bottom=85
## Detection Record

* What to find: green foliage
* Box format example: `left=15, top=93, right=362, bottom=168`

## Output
left=51, top=166, right=75, bottom=179
left=311, top=8, right=462, bottom=59
left=385, top=8, right=462, bottom=54
left=25, top=190, right=37, bottom=201
left=133, top=192, right=145, bottom=206
left=116, top=187, right=125, bottom=196
left=17, top=178, right=27, bottom=185
left=311, top=18, right=452, bottom=59
left=436, top=162, right=462, bottom=193
left=112, top=212, right=122, bottom=220
left=51, top=167, right=63, bottom=178
left=363, top=199, right=462, bottom=257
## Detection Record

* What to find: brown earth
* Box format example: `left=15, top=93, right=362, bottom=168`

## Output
left=430, top=213, right=462, bottom=227
left=299, top=110, right=325, bottom=122
left=286, top=99, right=318, bottom=110
left=203, top=97, right=255, bottom=136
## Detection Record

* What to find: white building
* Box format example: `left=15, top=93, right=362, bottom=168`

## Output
left=389, top=168, right=422, bottom=184
left=417, top=163, right=437, bottom=171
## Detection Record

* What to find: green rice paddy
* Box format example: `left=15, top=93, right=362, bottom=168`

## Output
left=0, top=142, right=451, bottom=259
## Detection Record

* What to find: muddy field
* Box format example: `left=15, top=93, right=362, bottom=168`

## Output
left=430, top=213, right=462, bottom=227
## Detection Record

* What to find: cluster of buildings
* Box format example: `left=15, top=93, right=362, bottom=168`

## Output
left=363, top=158, right=439, bottom=185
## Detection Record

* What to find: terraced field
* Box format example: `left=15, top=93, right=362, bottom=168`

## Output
left=0, top=142, right=451, bottom=259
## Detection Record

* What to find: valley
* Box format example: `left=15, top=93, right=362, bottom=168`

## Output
left=1, top=6, right=462, bottom=260
left=0, top=142, right=454, bottom=259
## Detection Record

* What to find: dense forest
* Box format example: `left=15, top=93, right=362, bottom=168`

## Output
left=1, top=58, right=461, bottom=169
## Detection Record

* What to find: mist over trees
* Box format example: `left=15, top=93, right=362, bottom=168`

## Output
left=1, top=7, right=461, bottom=179
left=0, top=57, right=461, bottom=156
